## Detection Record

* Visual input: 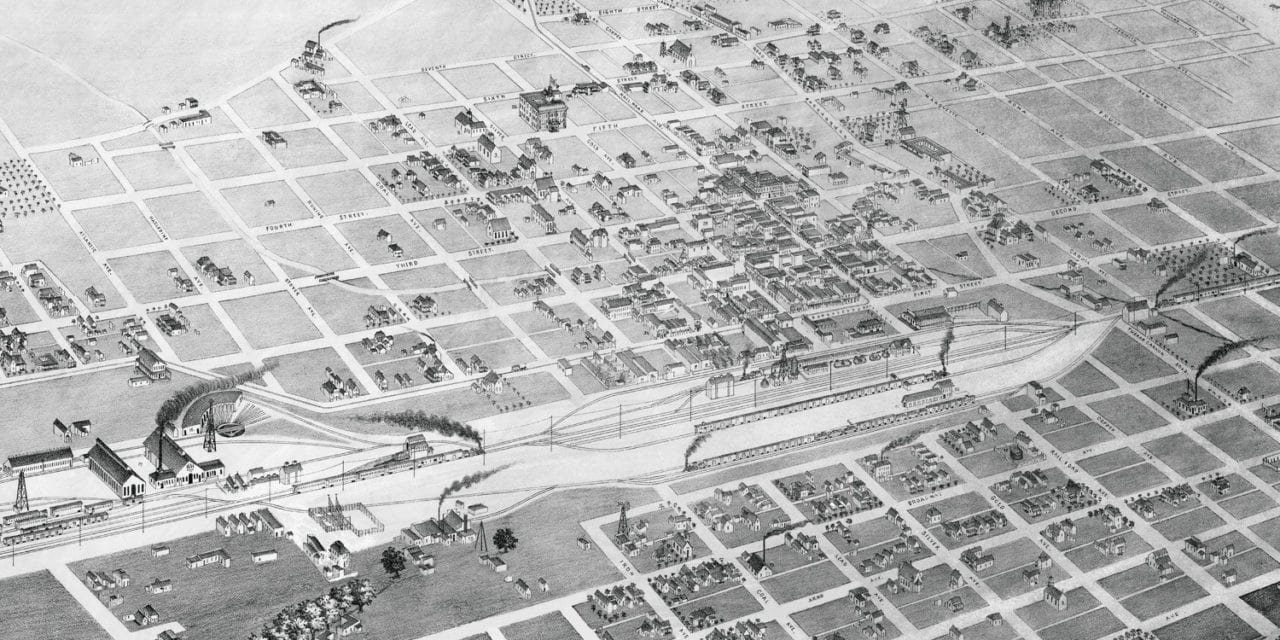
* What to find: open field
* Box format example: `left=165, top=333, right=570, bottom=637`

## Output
left=1142, top=433, right=1223, bottom=478
left=1103, top=203, right=1203, bottom=245
left=220, top=290, right=321, bottom=349
left=1158, top=137, right=1262, bottom=183
left=1159, top=603, right=1261, bottom=640
left=373, top=72, right=455, bottom=108
left=144, top=191, right=233, bottom=239
left=1171, top=191, right=1263, bottom=233
left=502, top=612, right=578, bottom=640
left=1091, top=330, right=1175, bottom=384
left=228, top=78, right=308, bottom=129
left=1196, top=416, right=1280, bottom=462
left=340, top=0, right=549, bottom=73
left=221, top=180, right=312, bottom=228
left=1057, top=361, right=1117, bottom=398
left=259, top=227, right=355, bottom=274
left=113, top=150, right=192, bottom=191
left=354, top=487, right=654, bottom=638
left=72, top=203, right=159, bottom=251
left=1087, top=394, right=1168, bottom=436
left=0, top=570, right=109, bottom=640
left=296, top=171, right=387, bottom=216
left=185, top=139, right=273, bottom=181
left=1197, top=295, right=1280, bottom=349
left=1009, top=88, right=1129, bottom=147
left=0, top=365, right=199, bottom=458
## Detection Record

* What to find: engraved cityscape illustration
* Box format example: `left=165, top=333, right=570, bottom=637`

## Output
left=4, top=1, right=1280, bottom=640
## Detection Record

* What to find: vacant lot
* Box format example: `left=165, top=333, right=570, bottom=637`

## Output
left=0, top=570, right=109, bottom=640
left=341, top=0, right=549, bottom=73
left=72, top=202, right=158, bottom=250
left=186, top=138, right=272, bottom=180
left=1158, top=137, right=1262, bottom=183
left=296, top=171, right=387, bottom=216
left=1171, top=191, right=1262, bottom=233
left=1057, top=361, right=1117, bottom=397
left=144, top=191, right=233, bottom=239
left=220, top=290, right=320, bottom=349
left=221, top=180, right=311, bottom=227
left=1090, top=394, right=1172, bottom=435
left=1196, top=416, right=1280, bottom=462
left=1143, top=433, right=1222, bottom=478
left=1103, top=203, right=1202, bottom=245
left=1092, top=330, right=1175, bottom=384
left=1010, top=88, right=1129, bottom=147
left=228, top=78, right=307, bottom=128
left=1198, top=296, right=1280, bottom=349
left=1160, top=603, right=1261, bottom=640
left=1068, top=78, right=1188, bottom=138
left=114, top=149, right=192, bottom=191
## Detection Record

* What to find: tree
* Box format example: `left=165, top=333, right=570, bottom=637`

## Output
left=347, top=578, right=376, bottom=612
left=381, top=546, right=408, bottom=579
left=494, top=527, right=520, bottom=553
left=302, top=600, right=327, bottom=640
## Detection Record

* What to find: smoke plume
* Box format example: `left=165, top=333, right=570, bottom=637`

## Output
left=437, top=466, right=508, bottom=518
left=319, top=18, right=358, bottom=37
left=684, top=434, right=710, bottom=467
left=1196, top=338, right=1259, bottom=385
left=939, top=324, right=955, bottom=375
left=1154, top=250, right=1208, bottom=304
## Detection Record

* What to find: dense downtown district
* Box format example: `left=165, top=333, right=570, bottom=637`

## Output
left=6, top=0, right=1280, bottom=639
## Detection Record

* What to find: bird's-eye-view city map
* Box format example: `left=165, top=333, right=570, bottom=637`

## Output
left=10, top=1, right=1280, bottom=639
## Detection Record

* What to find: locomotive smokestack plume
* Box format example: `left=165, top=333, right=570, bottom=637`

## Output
left=939, top=324, right=955, bottom=376
left=1153, top=249, right=1208, bottom=305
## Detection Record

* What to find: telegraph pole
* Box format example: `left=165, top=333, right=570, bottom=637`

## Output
left=549, top=415, right=553, bottom=451
left=618, top=404, right=622, bottom=439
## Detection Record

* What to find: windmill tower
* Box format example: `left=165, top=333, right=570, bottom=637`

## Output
left=13, top=470, right=28, bottom=513
left=202, top=415, right=217, bottom=453
left=616, top=501, right=631, bottom=538
left=475, top=521, right=489, bottom=553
